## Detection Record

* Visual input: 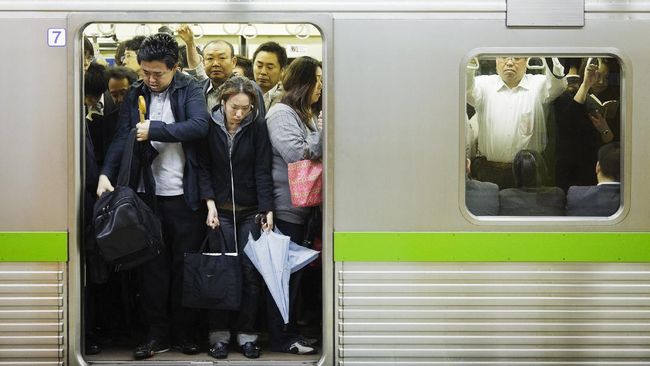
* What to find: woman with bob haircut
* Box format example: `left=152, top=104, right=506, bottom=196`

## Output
left=197, top=76, right=273, bottom=360
left=499, top=149, right=566, bottom=216
left=265, top=56, right=322, bottom=355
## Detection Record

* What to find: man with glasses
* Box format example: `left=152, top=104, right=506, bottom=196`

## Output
left=467, top=56, right=567, bottom=189
left=121, top=36, right=145, bottom=79
left=96, top=33, right=210, bottom=360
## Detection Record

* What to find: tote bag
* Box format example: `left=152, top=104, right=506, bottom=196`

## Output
left=182, top=228, right=242, bottom=310
left=287, top=159, right=323, bottom=207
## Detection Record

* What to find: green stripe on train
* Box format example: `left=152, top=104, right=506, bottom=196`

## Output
left=334, top=232, right=650, bottom=262
left=0, top=232, right=67, bottom=261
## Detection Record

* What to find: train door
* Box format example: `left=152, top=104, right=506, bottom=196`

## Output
left=71, top=12, right=333, bottom=366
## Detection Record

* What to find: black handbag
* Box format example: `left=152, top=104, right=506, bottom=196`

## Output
left=93, top=128, right=163, bottom=271
left=182, top=228, right=242, bottom=310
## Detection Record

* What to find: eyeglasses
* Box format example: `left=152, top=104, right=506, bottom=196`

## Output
left=120, top=51, right=137, bottom=63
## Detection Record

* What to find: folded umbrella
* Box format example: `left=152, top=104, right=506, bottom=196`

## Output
left=244, top=230, right=319, bottom=324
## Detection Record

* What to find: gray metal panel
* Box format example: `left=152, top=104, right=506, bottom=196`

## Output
left=507, top=0, right=584, bottom=27
left=0, top=263, right=64, bottom=364
left=338, top=262, right=650, bottom=364
left=0, top=14, right=68, bottom=231
left=332, top=15, right=650, bottom=232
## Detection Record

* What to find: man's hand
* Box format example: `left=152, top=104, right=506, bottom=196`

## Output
left=136, top=120, right=150, bottom=141
left=177, top=24, right=195, bottom=46
left=96, top=174, right=114, bottom=197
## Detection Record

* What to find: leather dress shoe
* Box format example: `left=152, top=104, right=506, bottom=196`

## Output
left=133, top=339, right=170, bottom=360
left=208, top=341, right=228, bottom=359
left=173, top=339, right=200, bottom=355
left=241, top=341, right=261, bottom=359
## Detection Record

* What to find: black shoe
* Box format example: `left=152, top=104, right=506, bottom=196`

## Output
left=241, top=341, right=261, bottom=359
left=85, top=342, right=101, bottom=355
left=173, top=338, right=200, bottom=355
left=133, top=339, right=170, bottom=360
left=208, top=341, right=228, bottom=359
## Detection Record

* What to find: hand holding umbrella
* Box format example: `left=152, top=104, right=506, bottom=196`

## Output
left=136, top=95, right=150, bottom=141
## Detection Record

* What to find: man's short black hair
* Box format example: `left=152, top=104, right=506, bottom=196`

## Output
left=252, top=41, right=288, bottom=69
left=105, top=66, right=138, bottom=85
left=84, top=62, right=107, bottom=98
left=137, top=33, right=179, bottom=70
left=598, top=142, right=621, bottom=181
left=124, top=35, right=145, bottom=51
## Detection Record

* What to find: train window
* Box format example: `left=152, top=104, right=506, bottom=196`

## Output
left=81, top=22, right=323, bottom=362
left=464, top=55, right=622, bottom=217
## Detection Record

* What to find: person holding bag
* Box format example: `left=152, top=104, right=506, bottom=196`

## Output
left=95, top=33, right=210, bottom=360
left=197, top=76, right=274, bottom=359
left=265, top=56, right=322, bottom=355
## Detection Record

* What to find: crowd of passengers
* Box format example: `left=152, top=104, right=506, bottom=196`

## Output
left=83, top=26, right=322, bottom=361
left=464, top=56, right=621, bottom=217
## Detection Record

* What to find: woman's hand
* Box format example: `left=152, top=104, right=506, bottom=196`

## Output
left=262, top=211, right=274, bottom=232
left=582, top=63, right=599, bottom=91
left=588, top=112, right=614, bottom=143
left=206, top=199, right=219, bottom=228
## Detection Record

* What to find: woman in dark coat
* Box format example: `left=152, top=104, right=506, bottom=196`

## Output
left=554, top=58, right=620, bottom=192
left=198, top=76, right=273, bottom=360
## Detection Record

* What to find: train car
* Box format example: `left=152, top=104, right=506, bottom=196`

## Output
left=0, top=0, right=649, bottom=365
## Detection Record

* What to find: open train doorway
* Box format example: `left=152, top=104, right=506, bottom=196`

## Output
left=79, top=20, right=326, bottom=364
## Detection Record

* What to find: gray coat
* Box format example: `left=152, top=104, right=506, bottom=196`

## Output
left=266, top=103, right=322, bottom=224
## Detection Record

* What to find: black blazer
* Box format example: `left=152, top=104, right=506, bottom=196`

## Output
left=499, top=186, right=566, bottom=216
left=566, top=183, right=621, bottom=216
left=101, top=72, right=210, bottom=211
left=197, top=106, right=273, bottom=213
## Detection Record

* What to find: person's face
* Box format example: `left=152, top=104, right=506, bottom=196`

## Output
left=140, top=60, right=176, bottom=93
left=496, top=56, right=527, bottom=87
left=224, top=92, right=253, bottom=126
left=83, top=51, right=93, bottom=71
left=253, top=51, right=283, bottom=93
left=310, top=67, right=323, bottom=105
left=232, top=66, right=246, bottom=77
left=108, top=77, right=130, bottom=105
left=591, top=63, right=610, bottom=95
left=122, top=50, right=140, bottom=73
left=84, top=95, right=100, bottom=110
left=203, top=43, right=236, bottom=84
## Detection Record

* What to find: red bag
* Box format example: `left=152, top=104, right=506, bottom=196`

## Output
left=287, top=160, right=323, bottom=207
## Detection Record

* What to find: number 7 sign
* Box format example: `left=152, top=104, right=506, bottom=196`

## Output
left=48, top=28, right=66, bottom=47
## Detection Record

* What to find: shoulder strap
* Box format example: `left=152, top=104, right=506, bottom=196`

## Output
left=116, top=128, right=138, bottom=187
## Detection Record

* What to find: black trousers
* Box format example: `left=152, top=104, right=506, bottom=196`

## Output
left=139, top=195, right=206, bottom=342
left=266, top=219, right=306, bottom=349
left=208, top=209, right=263, bottom=340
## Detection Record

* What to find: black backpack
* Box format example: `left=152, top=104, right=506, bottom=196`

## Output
left=93, top=128, right=163, bottom=271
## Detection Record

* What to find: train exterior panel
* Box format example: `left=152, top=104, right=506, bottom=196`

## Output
left=0, top=1, right=648, bottom=365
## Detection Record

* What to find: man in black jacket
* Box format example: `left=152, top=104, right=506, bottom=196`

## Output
left=96, top=33, right=210, bottom=360
left=567, top=142, right=621, bottom=216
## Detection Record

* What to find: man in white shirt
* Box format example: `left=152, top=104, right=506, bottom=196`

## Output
left=467, top=56, right=567, bottom=188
